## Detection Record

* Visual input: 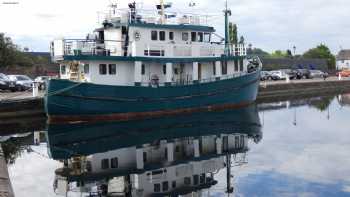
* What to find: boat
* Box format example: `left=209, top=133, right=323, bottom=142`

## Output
left=49, top=105, right=262, bottom=196
left=47, top=0, right=262, bottom=123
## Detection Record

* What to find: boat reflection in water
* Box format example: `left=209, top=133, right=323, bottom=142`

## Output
left=47, top=105, right=262, bottom=196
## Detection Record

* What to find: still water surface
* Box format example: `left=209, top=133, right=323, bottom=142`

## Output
left=3, top=94, right=350, bottom=197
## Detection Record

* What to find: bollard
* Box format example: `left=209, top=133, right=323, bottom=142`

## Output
left=286, top=74, right=290, bottom=83
left=339, top=73, right=342, bottom=80
left=32, top=82, right=39, bottom=97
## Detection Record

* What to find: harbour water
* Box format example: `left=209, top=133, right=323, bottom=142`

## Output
left=2, top=93, right=350, bottom=197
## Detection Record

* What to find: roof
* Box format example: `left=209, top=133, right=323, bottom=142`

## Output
left=337, top=50, right=350, bottom=60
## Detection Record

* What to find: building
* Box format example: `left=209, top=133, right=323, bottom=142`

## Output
left=336, top=50, right=350, bottom=70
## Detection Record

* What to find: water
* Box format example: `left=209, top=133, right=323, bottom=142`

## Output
left=3, top=94, right=350, bottom=197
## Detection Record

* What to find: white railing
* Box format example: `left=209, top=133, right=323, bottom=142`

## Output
left=51, top=39, right=247, bottom=61
left=100, top=8, right=212, bottom=26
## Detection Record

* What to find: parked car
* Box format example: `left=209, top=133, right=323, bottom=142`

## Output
left=295, top=69, right=311, bottom=79
left=337, top=70, right=350, bottom=77
left=8, top=75, right=33, bottom=91
left=270, top=70, right=288, bottom=80
left=281, top=69, right=297, bottom=80
left=34, top=76, right=50, bottom=90
left=260, top=71, right=272, bottom=81
left=0, top=73, right=17, bottom=92
left=309, top=70, right=328, bottom=79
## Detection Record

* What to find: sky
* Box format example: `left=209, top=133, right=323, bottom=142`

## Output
left=0, top=0, right=349, bottom=54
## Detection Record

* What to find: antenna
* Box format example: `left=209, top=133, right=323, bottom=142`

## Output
left=109, top=0, right=118, bottom=15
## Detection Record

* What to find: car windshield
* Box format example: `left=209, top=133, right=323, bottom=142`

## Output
left=0, top=74, right=9, bottom=80
left=16, top=76, right=31, bottom=81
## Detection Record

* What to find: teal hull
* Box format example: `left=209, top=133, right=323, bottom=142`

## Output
left=45, top=70, right=260, bottom=121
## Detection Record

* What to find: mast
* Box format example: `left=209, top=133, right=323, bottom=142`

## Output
left=160, top=0, right=165, bottom=24
left=224, top=0, right=231, bottom=56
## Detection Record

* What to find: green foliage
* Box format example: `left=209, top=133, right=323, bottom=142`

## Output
left=247, top=48, right=270, bottom=57
left=270, top=50, right=287, bottom=58
left=303, top=44, right=336, bottom=70
left=0, top=33, right=49, bottom=68
left=229, top=23, right=238, bottom=44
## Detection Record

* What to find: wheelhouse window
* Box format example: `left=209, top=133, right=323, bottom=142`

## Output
left=151, top=31, right=158, bottom=40
left=83, top=64, right=89, bottom=74
left=159, top=31, right=166, bottom=41
left=109, top=64, right=116, bottom=75
left=193, top=175, right=199, bottom=185
left=101, top=159, right=109, bottom=169
left=99, top=64, right=107, bottom=75
left=169, top=32, right=174, bottom=40
left=154, top=184, right=161, bottom=192
left=191, top=32, right=197, bottom=42
left=172, top=181, right=176, bottom=188
left=212, top=62, right=216, bottom=75
left=162, top=181, right=169, bottom=191
left=182, top=32, right=189, bottom=41
left=184, top=177, right=191, bottom=185
left=198, top=32, right=204, bottom=42
left=204, top=33, right=211, bottom=42
left=111, top=157, right=118, bottom=168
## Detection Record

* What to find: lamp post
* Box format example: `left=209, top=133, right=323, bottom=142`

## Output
left=293, top=46, right=296, bottom=56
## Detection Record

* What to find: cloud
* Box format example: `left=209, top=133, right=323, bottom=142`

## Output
left=0, top=0, right=349, bottom=53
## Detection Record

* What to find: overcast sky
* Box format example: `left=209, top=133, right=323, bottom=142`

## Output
left=0, top=0, right=349, bottom=54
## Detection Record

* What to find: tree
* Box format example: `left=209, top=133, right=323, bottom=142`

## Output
left=0, top=33, right=17, bottom=67
left=247, top=48, right=270, bottom=57
left=238, top=36, right=245, bottom=44
left=270, top=50, right=287, bottom=58
left=229, top=23, right=238, bottom=44
left=303, top=44, right=336, bottom=70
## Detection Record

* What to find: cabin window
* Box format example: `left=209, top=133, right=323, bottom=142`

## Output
left=191, top=32, right=197, bottom=42
left=109, top=64, right=116, bottom=75
left=182, top=32, right=189, bottom=41
left=111, top=157, right=118, bottom=168
left=234, top=60, right=239, bottom=71
left=151, top=30, right=158, bottom=40
left=172, top=181, right=176, bottom=188
left=141, top=64, right=146, bottom=75
left=198, top=32, right=204, bottom=42
left=184, top=177, right=191, bottom=185
left=101, top=159, right=109, bottom=169
left=239, top=59, right=244, bottom=71
left=174, top=68, right=179, bottom=75
left=83, top=64, right=89, bottom=74
left=99, top=64, right=107, bottom=75
left=159, top=31, right=166, bottom=41
left=154, top=184, right=161, bottom=192
left=163, top=64, right=167, bottom=75
left=169, top=32, right=174, bottom=40
left=193, top=175, right=199, bottom=185
left=162, top=181, right=169, bottom=191
left=204, top=33, right=211, bottom=42
left=221, top=61, right=228, bottom=75
left=61, top=65, right=66, bottom=75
